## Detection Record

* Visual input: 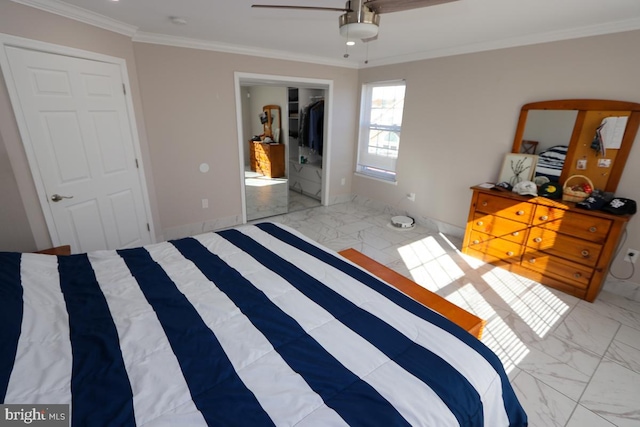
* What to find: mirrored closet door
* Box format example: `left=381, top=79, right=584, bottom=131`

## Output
left=241, top=84, right=324, bottom=222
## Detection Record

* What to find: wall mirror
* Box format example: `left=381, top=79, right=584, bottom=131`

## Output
left=511, top=99, right=640, bottom=193
left=262, top=104, right=281, bottom=142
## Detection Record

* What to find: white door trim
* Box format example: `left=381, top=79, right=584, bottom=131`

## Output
left=0, top=33, right=156, bottom=247
left=234, top=72, right=333, bottom=223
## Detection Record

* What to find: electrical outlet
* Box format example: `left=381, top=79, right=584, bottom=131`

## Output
left=202, top=198, right=209, bottom=209
left=625, top=249, right=639, bottom=264
left=407, top=193, right=416, bottom=202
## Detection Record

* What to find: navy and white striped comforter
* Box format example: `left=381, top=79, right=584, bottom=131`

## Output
left=1, top=223, right=527, bottom=426
left=535, top=145, right=568, bottom=179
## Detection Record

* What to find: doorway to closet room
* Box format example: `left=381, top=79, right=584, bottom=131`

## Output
left=240, top=83, right=325, bottom=222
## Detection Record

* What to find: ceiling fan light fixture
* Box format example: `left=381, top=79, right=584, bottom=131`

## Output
left=339, top=22, right=378, bottom=39
left=339, top=4, right=380, bottom=40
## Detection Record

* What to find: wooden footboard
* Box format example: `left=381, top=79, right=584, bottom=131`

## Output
left=35, top=245, right=71, bottom=256
left=339, top=248, right=485, bottom=339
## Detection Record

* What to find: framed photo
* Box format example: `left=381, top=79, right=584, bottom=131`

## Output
left=498, top=154, right=538, bottom=186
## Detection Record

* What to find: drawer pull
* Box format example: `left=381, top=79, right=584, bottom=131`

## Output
left=589, top=226, right=597, bottom=233
left=581, top=250, right=590, bottom=258
left=473, top=240, right=480, bottom=245
left=528, top=258, right=536, bottom=264
left=533, top=237, right=542, bottom=243
left=512, top=231, right=519, bottom=236
left=476, top=221, right=484, bottom=226
left=482, top=201, right=488, bottom=207
left=506, top=251, right=514, bottom=257
left=516, top=210, right=525, bottom=216
left=574, top=273, right=582, bottom=279
left=539, top=215, right=549, bottom=221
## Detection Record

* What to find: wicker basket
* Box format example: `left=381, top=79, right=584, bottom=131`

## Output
left=562, top=175, right=594, bottom=203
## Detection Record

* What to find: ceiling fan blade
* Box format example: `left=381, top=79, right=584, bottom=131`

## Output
left=364, top=0, right=458, bottom=14
left=252, top=5, right=351, bottom=12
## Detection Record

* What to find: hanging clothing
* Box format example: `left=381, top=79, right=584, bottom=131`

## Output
left=308, top=100, right=324, bottom=156
left=298, top=99, right=324, bottom=155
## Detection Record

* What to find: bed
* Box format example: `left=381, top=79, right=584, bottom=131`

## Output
left=1, top=222, right=527, bottom=426
left=534, top=145, right=568, bottom=180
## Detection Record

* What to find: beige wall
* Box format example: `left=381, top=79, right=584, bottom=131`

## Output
left=0, top=1, right=159, bottom=250
left=132, top=42, right=358, bottom=233
left=355, top=30, right=640, bottom=283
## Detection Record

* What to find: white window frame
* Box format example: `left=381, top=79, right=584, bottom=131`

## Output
left=356, top=79, right=406, bottom=183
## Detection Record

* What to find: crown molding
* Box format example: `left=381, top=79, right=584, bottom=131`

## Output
left=12, top=0, right=640, bottom=70
left=11, top=0, right=358, bottom=68
left=365, top=16, right=640, bottom=68
left=10, top=0, right=138, bottom=37
left=133, top=32, right=359, bottom=69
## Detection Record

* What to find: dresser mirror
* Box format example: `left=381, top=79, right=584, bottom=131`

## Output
left=511, top=99, right=640, bottom=193
left=262, top=104, right=281, bottom=142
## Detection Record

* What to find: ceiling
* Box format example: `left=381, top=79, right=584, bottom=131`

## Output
left=15, top=0, right=640, bottom=68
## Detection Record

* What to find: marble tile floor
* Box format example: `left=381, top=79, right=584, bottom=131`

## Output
left=244, top=171, right=321, bottom=221
left=254, top=201, right=640, bottom=427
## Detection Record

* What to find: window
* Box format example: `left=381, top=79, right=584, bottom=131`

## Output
left=356, top=80, right=406, bottom=182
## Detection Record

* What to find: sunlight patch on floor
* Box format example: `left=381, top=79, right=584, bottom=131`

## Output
left=459, top=251, right=487, bottom=269
left=396, top=234, right=572, bottom=374
left=245, top=177, right=287, bottom=187
left=397, top=236, right=465, bottom=292
left=396, top=234, right=573, bottom=373
left=453, top=283, right=529, bottom=374
left=481, top=268, right=569, bottom=338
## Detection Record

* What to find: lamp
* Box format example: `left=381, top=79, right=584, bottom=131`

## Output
left=339, top=22, right=379, bottom=39
left=339, top=5, right=379, bottom=40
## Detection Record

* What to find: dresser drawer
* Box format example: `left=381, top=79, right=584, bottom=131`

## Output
left=465, top=186, right=631, bottom=301
left=471, top=213, right=528, bottom=245
left=252, top=143, right=268, bottom=155
left=533, top=206, right=611, bottom=243
left=527, top=227, right=603, bottom=267
left=475, top=193, right=534, bottom=224
left=255, top=158, right=271, bottom=169
left=468, top=231, right=523, bottom=262
left=521, top=251, right=592, bottom=289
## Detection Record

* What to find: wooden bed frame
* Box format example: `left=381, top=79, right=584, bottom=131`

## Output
left=35, top=245, right=71, bottom=256
left=339, top=248, right=485, bottom=339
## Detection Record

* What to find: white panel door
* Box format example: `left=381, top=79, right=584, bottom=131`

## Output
left=5, top=46, right=151, bottom=253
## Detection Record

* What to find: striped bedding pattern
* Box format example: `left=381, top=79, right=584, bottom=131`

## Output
left=534, top=145, right=568, bottom=179
left=1, top=223, right=527, bottom=426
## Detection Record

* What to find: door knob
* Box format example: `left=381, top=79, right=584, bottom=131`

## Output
left=51, top=194, right=73, bottom=202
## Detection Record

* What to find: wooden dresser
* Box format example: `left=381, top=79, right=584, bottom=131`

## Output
left=249, top=141, right=285, bottom=178
left=462, top=185, right=632, bottom=301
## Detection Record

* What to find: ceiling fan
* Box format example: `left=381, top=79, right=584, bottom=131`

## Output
left=252, top=0, right=458, bottom=42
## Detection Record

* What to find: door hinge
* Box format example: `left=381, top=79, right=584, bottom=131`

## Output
left=135, top=158, right=139, bottom=168
left=122, top=83, right=126, bottom=95
left=147, top=223, right=150, bottom=232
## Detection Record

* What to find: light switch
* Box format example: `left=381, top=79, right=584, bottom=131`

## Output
left=202, top=199, right=208, bottom=209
